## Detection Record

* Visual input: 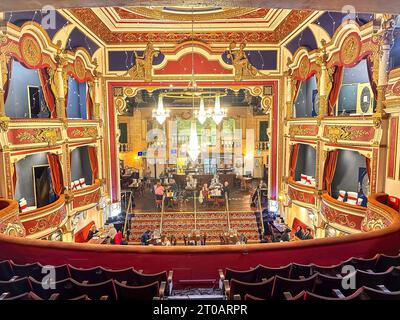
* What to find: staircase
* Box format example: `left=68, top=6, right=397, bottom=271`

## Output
left=129, top=211, right=260, bottom=244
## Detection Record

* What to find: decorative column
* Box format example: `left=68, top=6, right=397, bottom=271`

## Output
left=0, top=14, right=9, bottom=119
left=50, top=48, right=67, bottom=120
left=284, top=70, right=293, bottom=120
left=92, top=71, right=102, bottom=121
left=376, top=37, right=391, bottom=116
left=316, top=41, right=332, bottom=119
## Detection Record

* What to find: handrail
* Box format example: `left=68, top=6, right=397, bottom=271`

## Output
left=72, top=179, right=101, bottom=196
left=257, top=188, right=265, bottom=239
left=19, top=195, right=66, bottom=219
left=287, top=176, right=316, bottom=192
left=225, top=192, right=230, bottom=230
left=321, top=193, right=367, bottom=214
left=160, top=194, right=165, bottom=234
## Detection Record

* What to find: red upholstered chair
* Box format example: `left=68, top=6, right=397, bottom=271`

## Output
left=225, top=278, right=274, bottom=300
left=69, top=265, right=107, bottom=284
left=222, top=268, right=258, bottom=283
left=271, top=274, right=318, bottom=299
left=289, top=263, right=313, bottom=279
left=101, top=267, right=137, bottom=283
left=0, top=291, right=45, bottom=300
left=244, top=293, right=266, bottom=301
left=0, top=260, right=15, bottom=281
left=72, top=279, right=117, bottom=300
left=304, top=287, right=365, bottom=301
left=0, top=277, right=31, bottom=298
left=343, top=255, right=379, bottom=272
left=311, top=262, right=344, bottom=277
left=255, top=264, right=291, bottom=281
left=74, top=221, right=95, bottom=243
left=11, top=261, right=43, bottom=280
left=30, top=277, right=79, bottom=300
left=375, top=254, right=400, bottom=273
left=356, top=267, right=400, bottom=292
left=130, top=269, right=173, bottom=296
left=114, top=280, right=163, bottom=300
left=362, top=286, right=400, bottom=300
left=313, top=273, right=354, bottom=297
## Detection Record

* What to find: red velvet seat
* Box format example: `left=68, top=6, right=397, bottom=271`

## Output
left=289, top=263, right=313, bottom=279
left=114, top=280, right=161, bottom=300
left=375, top=254, right=400, bottom=273
left=69, top=265, right=107, bottom=284
left=343, top=255, right=379, bottom=272
left=30, top=277, right=78, bottom=300
left=227, top=277, right=274, bottom=300
left=11, top=262, right=43, bottom=280
left=72, top=279, right=117, bottom=300
left=304, top=287, right=365, bottom=301
left=1, top=291, right=44, bottom=300
left=272, top=274, right=317, bottom=299
left=0, top=260, right=14, bottom=281
left=0, top=277, right=31, bottom=298
left=362, top=286, right=400, bottom=300
left=244, top=293, right=266, bottom=300
left=313, top=273, right=354, bottom=297
left=311, top=263, right=344, bottom=277
left=255, top=264, right=291, bottom=281
left=224, top=268, right=258, bottom=283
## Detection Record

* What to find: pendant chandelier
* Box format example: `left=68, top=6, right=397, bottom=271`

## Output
left=194, top=98, right=207, bottom=124
left=210, top=94, right=226, bottom=125
left=152, top=95, right=170, bottom=125
left=187, top=121, right=200, bottom=162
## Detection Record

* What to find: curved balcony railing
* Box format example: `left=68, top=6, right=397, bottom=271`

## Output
left=287, top=176, right=316, bottom=207
left=0, top=193, right=399, bottom=282
left=71, top=179, right=102, bottom=212
left=321, top=193, right=367, bottom=234
left=19, top=195, right=67, bottom=239
left=0, top=199, right=25, bottom=237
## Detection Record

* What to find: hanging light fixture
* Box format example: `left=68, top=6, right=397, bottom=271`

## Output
left=194, top=98, right=207, bottom=124
left=152, top=95, right=170, bottom=125
left=187, top=121, right=200, bottom=162
left=211, top=94, right=226, bottom=125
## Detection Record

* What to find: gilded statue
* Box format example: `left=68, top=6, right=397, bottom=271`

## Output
left=227, top=41, right=259, bottom=81
left=126, top=43, right=160, bottom=82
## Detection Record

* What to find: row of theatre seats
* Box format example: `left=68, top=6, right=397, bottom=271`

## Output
left=0, top=261, right=173, bottom=300
left=219, top=253, right=400, bottom=300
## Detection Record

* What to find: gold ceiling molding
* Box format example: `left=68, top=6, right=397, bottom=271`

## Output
left=125, top=7, right=258, bottom=21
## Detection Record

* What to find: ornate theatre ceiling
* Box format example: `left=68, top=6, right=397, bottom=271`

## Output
left=65, top=6, right=318, bottom=44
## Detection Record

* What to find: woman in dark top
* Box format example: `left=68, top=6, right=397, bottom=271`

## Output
left=86, top=225, right=98, bottom=241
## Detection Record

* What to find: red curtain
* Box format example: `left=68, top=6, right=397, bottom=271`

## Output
left=324, top=150, right=339, bottom=195
left=366, top=157, right=371, bottom=182
left=88, top=147, right=98, bottom=181
left=3, top=57, right=13, bottom=104
left=38, top=68, right=57, bottom=118
left=328, top=66, right=344, bottom=116
left=86, top=84, right=93, bottom=120
left=12, top=162, right=17, bottom=193
left=47, top=153, right=64, bottom=197
left=289, top=144, right=300, bottom=178
left=366, top=57, right=378, bottom=99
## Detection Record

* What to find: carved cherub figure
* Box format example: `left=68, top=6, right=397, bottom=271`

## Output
left=227, top=41, right=259, bottom=81
left=127, top=43, right=160, bottom=82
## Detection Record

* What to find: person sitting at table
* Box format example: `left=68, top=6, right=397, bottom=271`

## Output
left=86, top=225, right=98, bottom=241
left=140, top=230, right=151, bottom=245
left=108, top=224, right=117, bottom=239
left=154, top=181, right=165, bottom=209
left=294, top=225, right=304, bottom=239
left=302, top=228, right=313, bottom=240
left=113, top=230, right=123, bottom=245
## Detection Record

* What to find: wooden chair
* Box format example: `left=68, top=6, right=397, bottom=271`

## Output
left=303, top=287, right=365, bottom=300
left=0, top=277, right=31, bottom=298
left=68, top=265, right=107, bottom=284
left=375, top=253, right=400, bottom=273
left=0, top=260, right=15, bottom=281
left=289, top=263, right=313, bottom=279
left=255, top=264, right=291, bottom=282
left=224, top=278, right=274, bottom=300
left=72, top=278, right=116, bottom=300
left=272, top=274, right=318, bottom=299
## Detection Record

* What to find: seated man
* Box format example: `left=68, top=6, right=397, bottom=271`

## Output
left=140, top=230, right=151, bottom=245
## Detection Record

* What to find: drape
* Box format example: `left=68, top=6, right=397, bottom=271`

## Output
left=12, top=162, right=17, bottom=194
left=365, top=157, right=371, bottom=182
left=3, top=58, right=13, bottom=104
left=47, top=153, right=64, bottom=197
left=38, top=68, right=57, bottom=118
left=366, top=57, right=378, bottom=99
left=328, top=66, right=344, bottom=116
left=86, top=83, right=94, bottom=120
left=88, top=146, right=98, bottom=181
left=324, top=150, right=339, bottom=195
left=289, top=144, right=300, bottom=178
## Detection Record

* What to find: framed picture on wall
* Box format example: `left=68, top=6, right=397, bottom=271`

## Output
left=27, top=85, right=40, bottom=118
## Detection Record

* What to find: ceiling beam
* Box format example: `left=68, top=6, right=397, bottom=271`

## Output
left=1, top=0, right=400, bottom=14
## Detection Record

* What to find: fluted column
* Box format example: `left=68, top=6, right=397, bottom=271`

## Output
left=55, top=64, right=66, bottom=119
left=376, top=39, right=391, bottom=116
left=284, top=71, right=293, bottom=120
